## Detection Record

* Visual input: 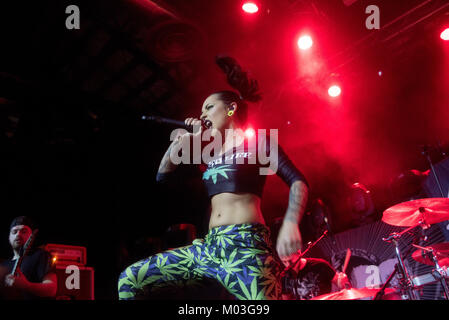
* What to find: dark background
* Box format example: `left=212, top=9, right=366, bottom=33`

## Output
left=0, top=0, right=448, bottom=299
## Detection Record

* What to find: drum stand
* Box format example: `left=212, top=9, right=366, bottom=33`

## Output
left=422, top=145, right=449, bottom=298
left=424, top=248, right=449, bottom=299
left=383, top=224, right=420, bottom=300
left=422, top=145, right=445, bottom=198
left=373, top=264, right=398, bottom=300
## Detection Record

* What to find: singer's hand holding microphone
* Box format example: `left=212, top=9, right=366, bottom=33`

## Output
left=141, top=115, right=211, bottom=132
left=170, top=118, right=204, bottom=159
left=141, top=114, right=211, bottom=160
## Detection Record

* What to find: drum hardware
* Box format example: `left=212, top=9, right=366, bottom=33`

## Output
left=311, top=286, right=397, bottom=300
left=373, top=263, right=399, bottom=300
left=298, top=230, right=328, bottom=259
left=286, top=230, right=328, bottom=273
left=412, top=243, right=449, bottom=266
left=382, top=198, right=449, bottom=300
left=382, top=198, right=449, bottom=227
left=382, top=229, right=419, bottom=300
left=412, top=272, right=441, bottom=287
left=283, top=230, right=329, bottom=300
left=412, top=244, right=449, bottom=299
left=382, top=221, right=432, bottom=300
left=421, top=145, right=445, bottom=198
left=304, top=198, right=449, bottom=300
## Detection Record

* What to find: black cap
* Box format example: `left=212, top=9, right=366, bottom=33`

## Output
left=9, top=216, right=36, bottom=231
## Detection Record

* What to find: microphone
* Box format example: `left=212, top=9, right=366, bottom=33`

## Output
left=141, top=115, right=211, bottom=132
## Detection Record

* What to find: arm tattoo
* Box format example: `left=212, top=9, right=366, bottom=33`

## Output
left=157, top=140, right=179, bottom=173
left=284, top=181, right=309, bottom=224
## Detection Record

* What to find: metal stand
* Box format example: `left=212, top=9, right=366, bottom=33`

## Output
left=427, top=249, right=449, bottom=299
left=287, top=230, right=328, bottom=271
left=383, top=225, right=420, bottom=300
left=286, top=230, right=329, bottom=300
left=422, top=146, right=445, bottom=197
left=393, top=238, right=418, bottom=300
left=373, top=264, right=398, bottom=300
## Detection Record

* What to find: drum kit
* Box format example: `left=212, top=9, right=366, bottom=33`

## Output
left=311, top=197, right=449, bottom=300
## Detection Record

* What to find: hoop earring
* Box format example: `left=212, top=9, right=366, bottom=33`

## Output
left=227, top=110, right=234, bottom=117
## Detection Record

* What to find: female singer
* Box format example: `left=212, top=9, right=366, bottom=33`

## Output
left=118, top=56, right=309, bottom=300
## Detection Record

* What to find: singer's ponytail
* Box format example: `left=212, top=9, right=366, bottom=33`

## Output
left=214, top=55, right=261, bottom=125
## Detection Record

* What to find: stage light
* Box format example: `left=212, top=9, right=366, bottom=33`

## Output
left=245, top=128, right=255, bottom=138
left=441, top=28, right=449, bottom=41
left=297, top=35, right=313, bottom=50
left=328, top=85, right=341, bottom=97
left=242, top=2, right=259, bottom=14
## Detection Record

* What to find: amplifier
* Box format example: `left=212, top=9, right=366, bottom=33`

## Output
left=54, top=265, right=94, bottom=300
left=43, top=243, right=87, bottom=266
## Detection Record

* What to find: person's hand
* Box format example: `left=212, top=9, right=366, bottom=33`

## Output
left=184, top=118, right=202, bottom=132
left=168, top=117, right=204, bottom=161
left=4, top=269, right=30, bottom=290
left=280, top=252, right=303, bottom=272
left=276, top=220, right=303, bottom=261
left=333, top=272, right=351, bottom=290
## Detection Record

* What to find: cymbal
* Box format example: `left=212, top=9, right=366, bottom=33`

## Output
left=382, top=198, right=449, bottom=227
left=412, top=242, right=449, bottom=266
left=310, top=287, right=396, bottom=300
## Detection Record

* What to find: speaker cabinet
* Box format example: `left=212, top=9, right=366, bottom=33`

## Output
left=54, top=265, right=94, bottom=300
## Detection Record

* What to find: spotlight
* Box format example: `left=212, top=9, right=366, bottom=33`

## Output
left=328, top=85, right=341, bottom=97
left=297, top=35, right=313, bottom=50
left=245, top=128, right=255, bottom=138
left=441, top=28, right=449, bottom=41
left=242, top=2, right=259, bottom=14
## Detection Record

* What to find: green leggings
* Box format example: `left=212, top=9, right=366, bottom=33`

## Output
left=118, top=223, right=282, bottom=300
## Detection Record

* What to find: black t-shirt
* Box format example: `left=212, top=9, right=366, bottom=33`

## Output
left=281, top=258, right=336, bottom=300
left=0, top=248, right=54, bottom=300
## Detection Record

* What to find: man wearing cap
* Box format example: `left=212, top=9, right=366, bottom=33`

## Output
left=0, top=216, right=57, bottom=299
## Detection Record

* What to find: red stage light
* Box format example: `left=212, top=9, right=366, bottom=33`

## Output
left=328, top=85, right=341, bottom=97
left=441, top=28, right=449, bottom=41
left=242, top=2, right=259, bottom=14
left=245, top=128, right=255, bottom=138
left=297, top=35, right=313, bottom=50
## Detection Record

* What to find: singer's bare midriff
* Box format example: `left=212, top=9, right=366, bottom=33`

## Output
left=208, top=192, right=266, bottom=229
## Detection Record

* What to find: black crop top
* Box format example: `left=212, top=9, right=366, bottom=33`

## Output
left=156, top=135, right=308, bottom=198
